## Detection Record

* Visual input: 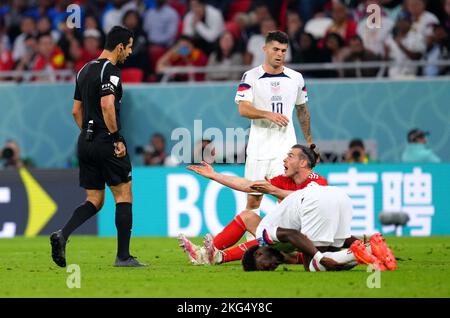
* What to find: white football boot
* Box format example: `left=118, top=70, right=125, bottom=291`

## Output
left=203, top=233, right=223, bottom=265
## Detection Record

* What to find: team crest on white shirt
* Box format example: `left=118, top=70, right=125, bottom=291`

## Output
left=270, top=81, right=281, bottom=94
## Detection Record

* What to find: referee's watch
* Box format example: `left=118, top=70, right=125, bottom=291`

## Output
left=110, top=131, right=125, bottom=143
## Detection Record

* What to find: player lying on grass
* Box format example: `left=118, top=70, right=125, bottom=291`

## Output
left=240, top=184, right=396, bottom=272
left=242, top=233, right=395, bottom=272
left=181, top=144, right=327, bottom=265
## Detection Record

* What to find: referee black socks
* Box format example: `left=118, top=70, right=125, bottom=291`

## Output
left=115, top=202, right=132, bottom=260
left=61, top=201, right=98, bottom=240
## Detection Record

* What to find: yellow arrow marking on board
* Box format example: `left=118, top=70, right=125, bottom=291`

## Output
left=19, top=168, right=57, bottom=237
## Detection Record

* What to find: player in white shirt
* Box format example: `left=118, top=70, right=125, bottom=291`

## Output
left=243, top=184, right=397, bottom=272
left=256, top=184, right=352, bottom=250
left=235, top=30, right=313, bottom=224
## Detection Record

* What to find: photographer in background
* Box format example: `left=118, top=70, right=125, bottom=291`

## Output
left=0, top=139, right=34, bottom=169
left=401, top=129, right=441, bottom=163
left=344, top=138, right=370, bottom=164
left=142, top=133, right=167, bottom=166
left=137, top=133, right=179, bottom=167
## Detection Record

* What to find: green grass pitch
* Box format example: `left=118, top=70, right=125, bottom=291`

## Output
left=1, top=236, right=450, bottom=298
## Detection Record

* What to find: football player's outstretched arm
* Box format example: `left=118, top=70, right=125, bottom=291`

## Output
left=250, top=177, right=294, bottom=201
left=187, top=161, right=254, bottom=193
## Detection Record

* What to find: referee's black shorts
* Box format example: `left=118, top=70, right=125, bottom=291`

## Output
left=77, top=130, right=132, bottom=190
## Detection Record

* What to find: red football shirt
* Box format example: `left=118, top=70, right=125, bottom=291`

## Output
left=269, top=172, right=328, bottom=191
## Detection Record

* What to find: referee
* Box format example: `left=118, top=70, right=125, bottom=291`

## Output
left=50, top=26, right=146, bottom=267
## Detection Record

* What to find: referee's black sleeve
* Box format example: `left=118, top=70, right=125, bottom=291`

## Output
left=100, top=63, right=121, bottom=97
left=73, top=78, right=81, bottom=101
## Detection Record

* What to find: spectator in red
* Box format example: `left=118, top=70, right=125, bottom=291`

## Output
left=73, top=29, right=102, bottom=72
left=0, top=40, right=13, bottom=73
left=67, top=38, right=82, bottom=72
left=156, top=35, right=208, bottom=81
left=325, top=0, right=357, bottom=45
left=32, top=32, right=65, bottom=81
left=0, top=16, right=12, bottom=75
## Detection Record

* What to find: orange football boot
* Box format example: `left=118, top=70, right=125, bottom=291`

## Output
left=350, top=240, right=386, bottom=271
left=369, top=233, right=397, bottom=270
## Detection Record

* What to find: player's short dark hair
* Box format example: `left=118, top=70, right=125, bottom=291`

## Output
left=265, top=31, right=289, bottom=45
left=242, top=245, right=260, bottom=271
left=242, top=246, right=284, bottom=271
left=104, top=26, right=134, bottom=51
left=292, top=144, right=320, bottom=169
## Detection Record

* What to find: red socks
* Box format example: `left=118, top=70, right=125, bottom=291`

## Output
left=213, top=215, right=246, bottom=250
left=295, top=252, right=304, bottom=264
left=222, top=240, right=259, bottom=263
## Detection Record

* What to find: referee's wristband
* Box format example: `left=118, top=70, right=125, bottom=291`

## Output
left=110, top=131, right=124, bottom=143
left=313, top=251, right=324, bottom=264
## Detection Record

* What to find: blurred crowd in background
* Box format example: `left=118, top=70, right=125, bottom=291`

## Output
left=0, top=0, right=449, bottom=82
left=2, top=127, right=441, bottom=169
left=0, top=0, right=447, bottom=168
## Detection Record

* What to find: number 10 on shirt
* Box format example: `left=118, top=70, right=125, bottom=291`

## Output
left=272, top=102, right=283, bottom=114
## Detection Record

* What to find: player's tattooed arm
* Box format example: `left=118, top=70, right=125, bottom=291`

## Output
left=296, top=103, right=313, bottom=145
left=72, top=100, right=83, bottom=130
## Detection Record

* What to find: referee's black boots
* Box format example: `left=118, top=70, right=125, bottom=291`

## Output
left=50, top=230, right=67, bottom=267
left=114, top=255, right=147, bottom=267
